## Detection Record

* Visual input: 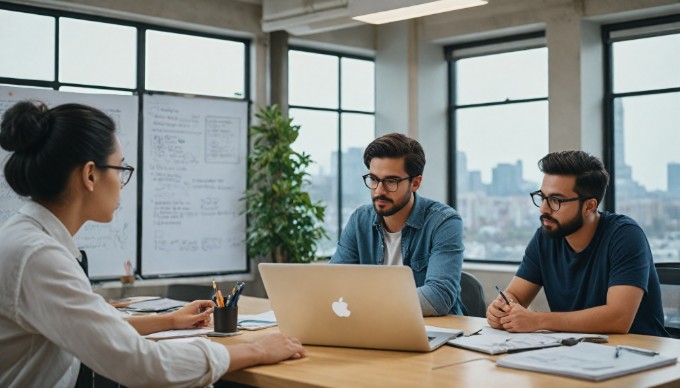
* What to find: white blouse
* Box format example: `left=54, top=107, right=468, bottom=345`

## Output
left=0, top=202, right=230, bottom=387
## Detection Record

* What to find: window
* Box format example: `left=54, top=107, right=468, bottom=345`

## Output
left=0, top=3, right=249, bottom=98
left=446, top=33, right=549, bottom=263
left=0, top=9, right=54, bottom=81
left=59, top=18, right=137, bottom=89
left=288, top=48, right=375, bottom=257
left=604, top=16, right=680, bottom=264
left=0, top=3, right=250, bottom=279
left=146, top=30, right=246, bottom=98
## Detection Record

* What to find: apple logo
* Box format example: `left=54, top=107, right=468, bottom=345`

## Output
left=331, top=297, right=351, bottom=317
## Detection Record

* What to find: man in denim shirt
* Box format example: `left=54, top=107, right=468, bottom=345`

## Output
left=330, top=133, right=464, bottom=316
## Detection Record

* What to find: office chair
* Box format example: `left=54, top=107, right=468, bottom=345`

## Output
left=460, top=271, right=487, bottom=318
left=656, top=263, right=680, bottom=339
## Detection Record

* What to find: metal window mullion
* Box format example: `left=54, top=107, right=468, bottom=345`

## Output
left=53, top=15, right=59, bottom=89
left=337, top=54, right=343, bottom=243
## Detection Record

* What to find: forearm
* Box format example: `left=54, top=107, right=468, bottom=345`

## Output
left=534, top=305, right=633, bottom=334
left=127, top=314, right=174, bottom=335
left=225, top=343, right=265, bottom=372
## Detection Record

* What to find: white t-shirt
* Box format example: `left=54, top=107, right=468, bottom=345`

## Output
left=0, top=202, right=230, bottom=387
left=383, top=229, right=403, bottom=266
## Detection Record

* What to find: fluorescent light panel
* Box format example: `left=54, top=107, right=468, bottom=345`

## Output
left=352, top=0, right=488, bottom=25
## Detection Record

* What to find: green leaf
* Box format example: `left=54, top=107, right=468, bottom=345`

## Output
left=243, top=105, right=328, bottom=263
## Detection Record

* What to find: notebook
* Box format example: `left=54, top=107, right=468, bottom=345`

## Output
left=259, top=263, right=462, bottom=352
left=497, top=342, right=677, bottom=381
left=448, top=326, right=608, bottom=354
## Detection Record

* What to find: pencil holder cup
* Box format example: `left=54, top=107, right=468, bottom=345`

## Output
left=213, top=306, right=238, bottom=333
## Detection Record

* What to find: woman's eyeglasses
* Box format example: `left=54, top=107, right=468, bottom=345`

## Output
left=97, top=163, right=135, bottom=187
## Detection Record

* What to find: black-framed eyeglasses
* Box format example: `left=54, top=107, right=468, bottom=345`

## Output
left=362, top=174, right=415, bottom=192
left=530, top=190, right=591, bottom=212
left=97, top=163, right=135, bottom=187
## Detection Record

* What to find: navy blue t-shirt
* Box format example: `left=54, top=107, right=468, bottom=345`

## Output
left=516, top=211, right=668, bottom=337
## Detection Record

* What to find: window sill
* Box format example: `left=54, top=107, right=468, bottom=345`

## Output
left=463, top=262, right=519, bottom=273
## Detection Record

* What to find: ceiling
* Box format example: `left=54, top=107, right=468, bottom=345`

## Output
left=261, top=0, right=474, bottom=36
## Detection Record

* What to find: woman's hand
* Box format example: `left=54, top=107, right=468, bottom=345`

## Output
left=167, top=300, right=214, bottom=329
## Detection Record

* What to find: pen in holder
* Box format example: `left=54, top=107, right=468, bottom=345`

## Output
left=213, top=306, right=238, bottom=333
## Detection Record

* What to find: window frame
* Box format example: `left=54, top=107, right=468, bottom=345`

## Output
left=445, top=31, right=547, bottom=265
left=0, top=2, right=251, bottom=279
left=0, top=2, right=250, bottom=98
left=602, top=14, right=680, bottom=211
left=287, top=46, right=375, bottom=255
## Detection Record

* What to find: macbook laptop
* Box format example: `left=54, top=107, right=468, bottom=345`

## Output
left=259, top=263, right=461, bottom=352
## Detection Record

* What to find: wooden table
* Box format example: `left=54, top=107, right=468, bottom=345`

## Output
left=210, top=296, right=680, bottom=387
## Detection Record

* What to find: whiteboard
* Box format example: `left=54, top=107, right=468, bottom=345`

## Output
left=142, top=94, right=247, bottom=276
left=0, top=86, right=139, bottom=278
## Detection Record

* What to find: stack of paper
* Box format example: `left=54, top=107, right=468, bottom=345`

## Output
left=145, top=328, right=213, bottom=340
left=497, top=342, right=677, bottom=381
left=237, top=310, right=278, bottom=330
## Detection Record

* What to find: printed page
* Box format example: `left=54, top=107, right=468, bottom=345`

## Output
left=497, top=342, right=677, bottom=381
left=448, top=327, right=562, bottom=354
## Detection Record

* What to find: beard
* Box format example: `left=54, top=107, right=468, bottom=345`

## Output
left=540, top=212, right=584, bottom=239
left=372, top=190, right=412, bottom=217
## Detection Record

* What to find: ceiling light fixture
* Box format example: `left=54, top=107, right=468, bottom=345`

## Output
left=352, top=0, right=488, bottom=25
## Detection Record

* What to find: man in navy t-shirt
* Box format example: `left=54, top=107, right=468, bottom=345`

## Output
left=486, top=150, right=667, bottom=337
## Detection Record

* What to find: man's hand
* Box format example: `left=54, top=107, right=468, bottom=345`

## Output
left=486, top=294, right=511, bottom=329
left=499, top=303, right=539, bottom=332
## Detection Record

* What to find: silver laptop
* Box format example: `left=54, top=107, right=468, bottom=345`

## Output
left=259, top=263, right=461, bottom=352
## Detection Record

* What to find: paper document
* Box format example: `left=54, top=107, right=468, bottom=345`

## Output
left=108, top=296, right=161, bottom=308
left=121, top=298, right=187, bottom=313
left=145, top=328, right=213, bottom=340
left=449, top=327, right=560, bottom=354
left=447, top=327, right=607, bottom=355
left=237, top=310, right=278, bottom=330
left=497, top=342, right=677, bottom=381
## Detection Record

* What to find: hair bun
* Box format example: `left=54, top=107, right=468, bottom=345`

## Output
left=0, top=100, right=52, bottom=152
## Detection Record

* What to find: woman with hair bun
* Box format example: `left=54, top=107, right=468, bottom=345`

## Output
left=0, top=101, right=304, bottom=387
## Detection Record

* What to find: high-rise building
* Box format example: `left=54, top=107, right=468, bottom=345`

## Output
left=668, top=163, right=680, bottom=195
left=490, top=161, right=523, bottom=196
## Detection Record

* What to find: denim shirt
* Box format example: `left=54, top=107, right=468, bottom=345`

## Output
left=331, top=194, right=464, bottom=316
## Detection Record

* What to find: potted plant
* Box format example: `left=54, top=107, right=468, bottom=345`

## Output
left=243, top=105, right=328, bottom=263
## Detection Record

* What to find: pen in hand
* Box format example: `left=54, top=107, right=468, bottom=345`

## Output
left=495, top=286, right=511, bottom=309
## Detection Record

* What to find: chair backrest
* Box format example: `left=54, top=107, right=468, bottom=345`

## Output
left=656, top=264, right=680, bottom=339
left=460, top=271, right=486, bottom=318
left=165, top=284, right=213, bottom=302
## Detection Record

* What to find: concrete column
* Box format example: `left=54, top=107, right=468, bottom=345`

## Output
left=546, top=12, right=603, bottom=157
left=269, top=30, right=289, bottom=115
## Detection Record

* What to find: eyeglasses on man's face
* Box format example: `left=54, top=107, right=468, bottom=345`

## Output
left=362, top=174, right=414, bottom=192
left=97, top=163, right=135, bottom=187
left=530, top=190, right=591, bottom=212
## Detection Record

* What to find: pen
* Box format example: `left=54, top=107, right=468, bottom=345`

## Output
left=229, top=282, right=245, bottom=307
left=495, top=285, right=511, bottom=306
left=216, top=289, right=225, bottom=307
left=615, top=345, right=659, bottom=358
left=212, top=280, right=218, bottom=306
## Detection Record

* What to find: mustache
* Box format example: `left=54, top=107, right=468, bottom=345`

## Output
left=540, top=214, right=558, bottom=224
left=373, top=196, right=393, bottom=204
